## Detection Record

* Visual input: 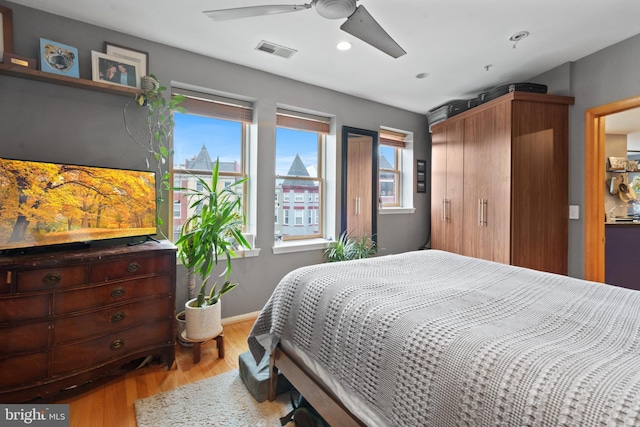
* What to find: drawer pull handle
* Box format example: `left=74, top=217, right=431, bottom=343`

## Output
left=111, top=312, right=126, bottom=323
left=110, top=339, right=125, bottom=350
left=42, top=273, right=61, bottom=285
left=111, top=287, right=126, bottom=298
left=127, top=262, right=141, bottom=273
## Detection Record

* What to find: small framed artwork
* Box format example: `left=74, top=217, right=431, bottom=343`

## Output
left=416, top=159, right=427, bottom=193
left=91, top=50, right=141, bottom=89
left=0, top=6, right=14, bottom=63
left=39, top=38, right=79, bottom=78
left=105, top=42, right=149, bottom=75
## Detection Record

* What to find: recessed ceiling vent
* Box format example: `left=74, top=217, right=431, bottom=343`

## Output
left=255, top=40, right=297, bottom=59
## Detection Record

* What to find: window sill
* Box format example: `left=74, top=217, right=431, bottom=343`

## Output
left=234, top=248, right=261, bottom=258
left=272, top=238, right=330, bottom=255
left=379, top=207, right=416, bottom=215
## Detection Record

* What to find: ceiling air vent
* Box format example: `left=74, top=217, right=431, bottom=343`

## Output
left=255, top=40, right=297, bottom=59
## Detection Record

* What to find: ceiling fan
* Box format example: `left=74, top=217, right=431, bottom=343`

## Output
left=204, top=0, right=406, bottom=59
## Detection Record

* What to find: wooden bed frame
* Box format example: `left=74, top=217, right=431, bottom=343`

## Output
left=268, top=343, right=366, bottom=427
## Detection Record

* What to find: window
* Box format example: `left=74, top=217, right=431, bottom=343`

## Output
left=274, top=109, right=329, bottom=241
left=379, top=129, right=407, bottom=208
left=173, top=200, right=181, bottom=219
left=171, top=90, right=252, bottom=242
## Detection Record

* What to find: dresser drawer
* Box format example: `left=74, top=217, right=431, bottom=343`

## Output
left=0, top=352, right=48, bottom=389
left=0, top=294, right=49, bottom=324
left=53, top=320, right=173, bottom=375
left=90, top=254, right=173, bottom=282
left=16, top=265, right=86, bottom=292
left=0, top=322, right=49, bottom=355
left=54, top=276, right=172, bottom=314
left=54, top=297, right=173, bottom=344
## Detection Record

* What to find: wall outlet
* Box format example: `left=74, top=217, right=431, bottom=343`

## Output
left=569, top=205, right=580, bottom=220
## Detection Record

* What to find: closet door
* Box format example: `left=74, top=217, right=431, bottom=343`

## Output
left=431, top=120, right=464, bottom=253
left=462, top=104, right=511, bottom=263
left=342, top=127, right=378, bottom=240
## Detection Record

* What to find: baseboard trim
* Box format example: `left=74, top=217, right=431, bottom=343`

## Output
left=222, top=310, right=261, bottom=325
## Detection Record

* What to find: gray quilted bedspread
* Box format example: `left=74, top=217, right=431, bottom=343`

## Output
left=248, top=250, right=640, bottom=426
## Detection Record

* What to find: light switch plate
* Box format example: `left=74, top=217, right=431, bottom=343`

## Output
left=569, top=205, right=580, bottom=220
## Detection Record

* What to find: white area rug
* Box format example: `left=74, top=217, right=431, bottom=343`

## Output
left=134, top=369, right=291, bottom=427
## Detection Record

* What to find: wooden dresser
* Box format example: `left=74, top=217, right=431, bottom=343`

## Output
left=0, top=240, right=176, bottom=403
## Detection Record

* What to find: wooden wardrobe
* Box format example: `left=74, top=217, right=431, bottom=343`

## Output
left=430, top=92, right=574, bottom=275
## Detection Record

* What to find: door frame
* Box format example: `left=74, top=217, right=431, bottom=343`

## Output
left=341, top=126, right=378, bottom=242
left=584, top=94, right=640, bottom=282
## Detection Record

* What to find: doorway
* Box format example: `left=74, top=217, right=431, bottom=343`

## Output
left=584, top=94, right=640, bottom=282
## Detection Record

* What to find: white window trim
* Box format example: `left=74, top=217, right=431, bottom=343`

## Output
left=379, top=128, right=415, bottom=212
left=272, top=238, right=331, bottom=254
left=273, top=130, right=336, bottom=254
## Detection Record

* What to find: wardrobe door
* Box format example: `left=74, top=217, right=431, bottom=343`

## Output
left=431, top=120, right=464, bottom=253
left=462, top=104, right=511, bottom=263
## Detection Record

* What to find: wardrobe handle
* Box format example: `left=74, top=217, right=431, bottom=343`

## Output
left=442, top=199, right=446, bottom=221
left=478, top=199, right=482, bottom=226
left=483, top=199, right=488, bottom=226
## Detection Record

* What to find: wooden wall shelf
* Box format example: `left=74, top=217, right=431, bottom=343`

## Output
left=0, top=63, right=139, bottom=97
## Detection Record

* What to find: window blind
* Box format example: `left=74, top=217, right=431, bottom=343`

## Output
left=276, top=109, right=330, bottom=134
left=173, top=89, right=253, bottom=123
left=379, top=129, right=407, bottom=148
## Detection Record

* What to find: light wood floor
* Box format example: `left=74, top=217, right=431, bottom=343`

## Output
left=56, top=317, right=256, bottom=427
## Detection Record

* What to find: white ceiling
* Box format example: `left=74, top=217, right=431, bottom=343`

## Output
left=7, top=0, right=640, bottom=115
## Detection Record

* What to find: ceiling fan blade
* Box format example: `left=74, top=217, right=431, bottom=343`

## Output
left=204, top=4, right=312, bottom=21
left=340, top=5, right=406, bottom=58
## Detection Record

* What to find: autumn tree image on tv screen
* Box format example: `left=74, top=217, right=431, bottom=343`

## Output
left=0, top=158, right=157, bottom=250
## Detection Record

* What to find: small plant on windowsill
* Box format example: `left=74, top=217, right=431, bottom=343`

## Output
left=124, top=74, right=186, bottom=229
left=324, top=231, right=377, bottom=262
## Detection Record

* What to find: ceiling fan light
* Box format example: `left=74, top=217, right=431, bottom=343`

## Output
left=337, top=41, right=352, bottom=51
left=315, top=0, right=357, bottom=19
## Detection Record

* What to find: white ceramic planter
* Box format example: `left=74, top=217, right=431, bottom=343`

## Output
left=184, top=298, right=222, bottom=341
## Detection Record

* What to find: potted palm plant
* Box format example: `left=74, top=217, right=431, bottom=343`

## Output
left=175, top=158, right=250, bottom=340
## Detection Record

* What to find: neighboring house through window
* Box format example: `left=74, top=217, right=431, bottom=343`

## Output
left=274, top=109, right=329, bottom=241
left=379, top=129, right=412, bottom=209
left=171, top=89, right=252, bottom=242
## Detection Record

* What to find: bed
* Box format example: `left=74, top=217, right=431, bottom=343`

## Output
left=248, top=250, right=640, bottom=427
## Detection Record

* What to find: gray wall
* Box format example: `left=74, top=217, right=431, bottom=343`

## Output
left=530, top=33, right=640, bottom=278
left=0, top=2, right=430, bottom=317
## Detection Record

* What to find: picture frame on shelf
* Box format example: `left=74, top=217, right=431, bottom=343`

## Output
left=0, top=6, right=14, bottom=63
left=39, top=38, right=79, bottom=78
left=91, top=50, right=141, bottom=89
left=104, top=42, right=149, bottom=75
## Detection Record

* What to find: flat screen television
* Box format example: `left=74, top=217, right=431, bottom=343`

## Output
left=0, top=157, right=157, bottom=254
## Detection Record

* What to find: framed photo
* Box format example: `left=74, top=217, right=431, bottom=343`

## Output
left=104, top=42, right=149, bottom=76
left=416, top=159, right=426, bottom=173
left=0, top=6, right=14, bottom=63
left=91, top=50, right=141, bottom=89
left=39, top=38, right=79, bottom=78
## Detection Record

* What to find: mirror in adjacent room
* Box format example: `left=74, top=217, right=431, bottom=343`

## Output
left=341, top=126, right=378, bottom=243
